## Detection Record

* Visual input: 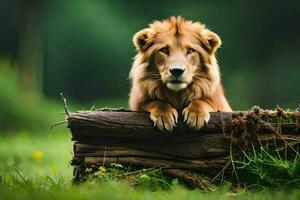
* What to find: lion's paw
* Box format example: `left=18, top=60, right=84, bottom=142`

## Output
left=182, top=105, right=210, bottom=130
left=150, top=106, right=178, bottom=132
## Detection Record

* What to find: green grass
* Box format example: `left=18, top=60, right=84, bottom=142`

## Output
left=0, top=131, right=73, bottom=182
left=232, top=146, right=300, bottom=188
left=1, top=131, right=300, bottom=200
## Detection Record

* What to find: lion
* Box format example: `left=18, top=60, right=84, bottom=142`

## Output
left=129, top=16, right=232, bottom=132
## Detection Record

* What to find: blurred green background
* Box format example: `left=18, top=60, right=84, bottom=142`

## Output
left=0, top=0, right=299, bottom=132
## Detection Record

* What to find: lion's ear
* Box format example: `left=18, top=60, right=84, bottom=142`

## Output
left=205, top=30, right=222, bottom=54
left=133, top=28, right=153, bottom=52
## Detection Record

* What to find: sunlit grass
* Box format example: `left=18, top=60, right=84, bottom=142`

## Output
left=0, top=130, right=73, bottom=182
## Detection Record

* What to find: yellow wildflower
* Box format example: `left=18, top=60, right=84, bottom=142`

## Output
left=85, top=168, right=92, bottom=173
left=99, top=166, right=106, bottom=173
left=33, top=150, right=43, bottom=161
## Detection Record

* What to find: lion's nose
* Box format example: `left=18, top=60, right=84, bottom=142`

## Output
left=170, top=68, right=185, bottom=78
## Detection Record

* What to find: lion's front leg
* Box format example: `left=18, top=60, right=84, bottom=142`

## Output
left=182, top=100, right=214, bottom=130
left=142, top=101, right=178, bottom=132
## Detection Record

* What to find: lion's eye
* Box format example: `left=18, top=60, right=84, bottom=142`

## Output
left=159, top=47, right=169, bottom=55
left=187, top=48, right=195, bottom=54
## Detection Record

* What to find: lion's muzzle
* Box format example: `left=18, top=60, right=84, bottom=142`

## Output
left=169, top=64, right=185, bottom=78
left=167, top=64, right=188, bottom=91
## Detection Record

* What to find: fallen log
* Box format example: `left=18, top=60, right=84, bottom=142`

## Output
left=67, top=107, right=300, bottom=184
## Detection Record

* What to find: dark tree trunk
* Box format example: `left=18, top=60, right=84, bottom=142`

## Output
left=18, top=0, right=44, bottom=97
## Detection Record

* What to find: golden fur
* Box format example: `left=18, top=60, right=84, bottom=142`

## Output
left=129, top=16, right=232, bottom=131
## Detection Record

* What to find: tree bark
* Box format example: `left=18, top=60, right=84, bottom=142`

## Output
left=67, top=109, right=300, bottom=180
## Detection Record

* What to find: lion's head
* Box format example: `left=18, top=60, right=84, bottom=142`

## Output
left=130, top=16, right=222, bottom=107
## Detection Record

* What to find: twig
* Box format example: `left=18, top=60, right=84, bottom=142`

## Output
left=165, top=169, right=215, bottom=190
left=60, top=92, right=70, bottom=115
left=49, top=120, right=68, bottom=134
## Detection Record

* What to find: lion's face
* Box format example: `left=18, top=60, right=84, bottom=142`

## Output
left=132, top=16, right=221, bottom=94
left=152, top=33, right=201, bottom=91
